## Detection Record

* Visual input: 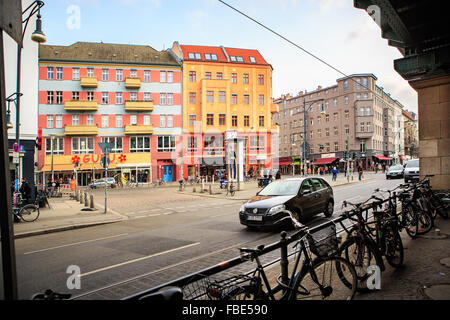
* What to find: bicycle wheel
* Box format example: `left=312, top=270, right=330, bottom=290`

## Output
left=222, top=284, right=268, bottom=300
left=416, top=209, right=433, bottom=235
left=20, top=204, right=39, bottom=222
left=383, top=225, right=404, bottom=268
left=402, top=204, right=418, bottom=238
left=339, top=236, right=383, bottom=292
left=294, top=257, right=357, bottom=300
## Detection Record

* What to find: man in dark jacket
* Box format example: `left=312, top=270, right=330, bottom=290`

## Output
left=20, top=178, right=31, bottom=203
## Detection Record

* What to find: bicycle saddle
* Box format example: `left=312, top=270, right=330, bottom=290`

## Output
left=239, top=244, right=265, bottom=254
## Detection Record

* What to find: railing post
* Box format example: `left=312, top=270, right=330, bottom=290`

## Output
left=279, top=231, right=289, bottom=291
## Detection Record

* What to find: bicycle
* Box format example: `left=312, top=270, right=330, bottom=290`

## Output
left=226, top=181, right=235, bottom=196
left=12, top=193, right=40, bottom=222
left=31, top=289, right=71, bottom=300
left=207, top=214, right=357, bottom=300
left=414, top=175, right=448, bottom=220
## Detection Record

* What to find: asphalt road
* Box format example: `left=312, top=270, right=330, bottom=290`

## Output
left=14, top=174, right=403, bottom=299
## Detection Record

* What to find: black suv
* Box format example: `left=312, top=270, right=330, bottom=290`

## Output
left=239, top=177, right=334, bottom=230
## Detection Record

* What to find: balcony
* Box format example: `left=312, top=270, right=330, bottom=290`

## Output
left=355, top=131, right=374, bottom=139
left=64, top=125, right=98, bottom=136
left=271, top=104, right=279, bottom=113
left=125, top=77, right=141, bottom=89
left=124, top=125, right=153, bottom=135
left=124, top=100, right=154, bottom=112
left=64, top=100, right=98, bottom=111
left=80, top=77, right=98, bottom=88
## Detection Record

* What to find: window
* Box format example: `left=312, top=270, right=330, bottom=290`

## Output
left=144, top=70, right=150, bottom=82
left=344, top=80, right=348, bottom=92
left=157, top=136, right=175, bottom=152
left=206, top=91, right=214, bottom=103
left=360, top=122, right=365, bottom=132
left=325, top=128, right=330, bottom=137
left=167, top=71, right=173, bottom=83
left=72, top=137, right=94, bottom=154
left=189, top=92, right=196, bottom=104
left=205, top=72, right=211, bottom=80
left=86, top=114, right=94, bottom=125
left=366, top=107, right=371, bottom=116
left=116, top=92, right=123, bottom=104
left=87, top=92, right=94, bottom=101
left=130, top=115, right=137, bottom=125
left=249, top=56, right=256, bottom=63
left=243, top=73, right=249, bottom=84
left=130, top=69, right=137, bottom=78
left=219, top=91, right=226, bottom=103
left=334, top=98, right=338, bottom=107
left=333, top=113, right=338, bottom=121
left=344, top=96, right=349, bottom=104
left=243, top=94, right=249, bottom=105
left=259, top=115, right=265, bottom=127
left=189, top=114, right=196, bottom=127
left=207, top=114, right=214, bottom=126
left=47, top=67, right=54, bottom=80
left=55, top=115, right=62, bottom=128
left=47, top=115, right=53, bottom=128
left=130, top=136, right=151, bottom=153
left=102, top=115, right=109, bottom=128
left=160, top=93, right=166, bottom=105
left=130, top=92, right=137, bottom=101
left=244, top=115, right=250, bottom=127
left=232, top=115, right=238, bottom=127
left=188, top=52, right=201, bottom=60
left=47, top=91, right=53, bottom=104
left=102, top=92, right=109, bottom=104
left=345, top=124, right=350, bottom=134
left=219, top=114, right=226, bottom=126
left=144, top=92, right=151, bottom=101
left=187, top=136, right=197, bottom=152
left=116, top=115, right=123, bottom=128
left=232, top=94, right=237, bottom=104
left=204, top=53, right=217, bottom=60
left=250, top=136, right=265, bottom=150
left=72, top=115, right=79, bottom=125
left=334, top=127, right=338, bottom=136
left=167, top=115, right=173, bottom=128
left=231, top=73, right=237, bottom=83
left=144, top=115, right=150, bottom=126
left=101, top=137, right=123, bottom=153
left=345, top=110, right=349, bottom=119
left=360, top=142, right=366, bottom=152
left=45, top=137, right=64, bottom=155
left=363, top=78, right=368, bottom=89
left=216, top=72, right=222, bottom=80
left=72, top=68, right=79, bottom=80
left=160, top=70, right=166, bottom=82
left=258, top=74, right=264, bottom=85
left=102, top=69, right=109, bottom=81
left=72, top=91, right=79, bottom=101
left=56, top=91, right=63, bottom=104
left=325, top=114, right=330, bottom=122
left=258, top=95, right=264, bottom=105
left=116, top=69, right=123, bottom=81
left=189, top=71, right=196, bottom=82
left=356, top=78, right=361, bottom=90
left=160, top=114, right=166, bottom=127
left=360, top=107, right=365, bottom=116
left=87, top=68, right=94, bottom=77
left=318, top=129, right=322, bottom=138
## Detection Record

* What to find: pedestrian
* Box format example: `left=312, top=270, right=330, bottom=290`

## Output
left=358, top=166, right=363, bottom=181
left=375, top=163, right=379, bottom=174
left=319, top=167, right=324, bottom=176
left=20, top=178, right=31, bottom=204
left=307, top=167, right=311, bottom=175
left=332, top=166, right=338, bottom=181
left=275, top=170, right=281, bottom=180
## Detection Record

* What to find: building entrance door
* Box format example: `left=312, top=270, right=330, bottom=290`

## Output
left=163, top=165, right=173, bottom=182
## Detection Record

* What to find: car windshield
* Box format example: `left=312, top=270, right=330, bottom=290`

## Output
left=258, top=180, right=302, bottom=196
left=390, top=165, right=403, bottom=171
left=406, top=160, right=419, bottom=168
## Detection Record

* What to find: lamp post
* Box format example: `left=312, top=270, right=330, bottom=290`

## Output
left=14, top=0, right=46, bottom=185
left=302, top=97, right=324, bottom=176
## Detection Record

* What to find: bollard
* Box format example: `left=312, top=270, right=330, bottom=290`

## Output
left=84, top=192, right=88, bottom=206
left=79, top=190, right=83, bottom=204
left=193, top=187, right=196, bottom=193
left=209, top=184, right=212, bottom=195
left=90, top=194, right=95, bottom=209
left=75, top=190, right=80, bottom=201
left=201, top=180, right=205, bottom=193
left=279, top=231, right=289, bottom=290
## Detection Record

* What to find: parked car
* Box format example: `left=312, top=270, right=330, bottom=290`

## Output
left=89, top=177, right=117, bottom=189
left=404, top=159, right=420, bottom=183
left=239, top=177, right=334, bottom=230
left=386, top=164, right=404, bottom=179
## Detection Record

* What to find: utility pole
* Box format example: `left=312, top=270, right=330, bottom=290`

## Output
left=346, top=136, right=350, bottom=182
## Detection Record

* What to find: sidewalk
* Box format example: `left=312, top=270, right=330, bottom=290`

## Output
left=178, top=173, right=374, bottom=200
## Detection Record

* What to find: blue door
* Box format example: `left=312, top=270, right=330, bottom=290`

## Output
left=163, top=165, right=173, bottom=182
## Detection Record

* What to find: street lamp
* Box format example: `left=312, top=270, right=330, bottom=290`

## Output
left=13, top=0, right=46, bottom=185
left=302, top=98, right=324, bottom=175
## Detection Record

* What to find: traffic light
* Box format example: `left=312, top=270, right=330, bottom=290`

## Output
left=343, top=151, right=347, bottom=160
left=36, top=128, right=42, bottom=150
left=352, top=152, right=356, bottom=159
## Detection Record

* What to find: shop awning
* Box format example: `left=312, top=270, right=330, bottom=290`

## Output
left=39, top=162, right=117, bottom=172
left=314, top=157, right=338, bottom=165
left=373, top=155, right=391, bottom=161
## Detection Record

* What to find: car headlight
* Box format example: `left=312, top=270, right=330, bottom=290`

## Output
left=239, top=204, right=246, bottom=213
left=267, top=204, right=285, bottom=215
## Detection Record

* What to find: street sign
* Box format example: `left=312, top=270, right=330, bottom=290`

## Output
left=20, top=145, right=24, bottom=152
left=13, top=142, right=19, bottom=153
left=98, top=142, right=114, bottom=154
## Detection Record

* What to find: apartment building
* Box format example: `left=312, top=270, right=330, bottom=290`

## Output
left=37, top=42, right=182, bottom=186
left=170, top=42, right=278, bottom=179
left=402, top=109, right=419, bottom=159
left=273, top=74, right=407, bottom=173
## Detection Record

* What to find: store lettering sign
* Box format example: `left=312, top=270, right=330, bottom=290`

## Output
left=71, top=154, right=127, bottom=164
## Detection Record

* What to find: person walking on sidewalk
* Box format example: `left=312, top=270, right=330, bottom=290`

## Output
left=20, top=178, right=31, bottom=204
left=332, top=166, right=338, bottom=181
left=358, top=166, right=363, bottom=181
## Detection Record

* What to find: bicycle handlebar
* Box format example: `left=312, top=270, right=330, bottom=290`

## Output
left=31, top=289, right=71, bottom=300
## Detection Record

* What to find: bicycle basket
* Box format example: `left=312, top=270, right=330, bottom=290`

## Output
left=206, top=275, right=252, bottom=300
left=307, top=224, right=339, bottom=259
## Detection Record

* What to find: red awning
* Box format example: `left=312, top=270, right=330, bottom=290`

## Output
left=314, top=157, right=338, bottom=165
left=277, top=161, right=292, bottom=166
left=373, top=155, right=391, bottom=161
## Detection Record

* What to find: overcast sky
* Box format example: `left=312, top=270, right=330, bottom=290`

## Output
left=40, top=0, right=418, bottom=113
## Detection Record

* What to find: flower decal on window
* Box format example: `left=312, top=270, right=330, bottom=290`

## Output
left=118, top=154, right=127, bottom=163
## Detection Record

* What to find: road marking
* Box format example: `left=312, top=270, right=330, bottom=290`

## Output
left=79, top=242, right=200, bottom=278
left=23, top=233, right=129, bottom=255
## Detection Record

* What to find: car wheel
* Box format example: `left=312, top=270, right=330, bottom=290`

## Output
left=324, top=200, right=334, bottom=218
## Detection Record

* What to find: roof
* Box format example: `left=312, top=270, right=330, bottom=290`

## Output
left=179, top=44, right=270, bottom=66
left=39, top=42, right=180, bottom=66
